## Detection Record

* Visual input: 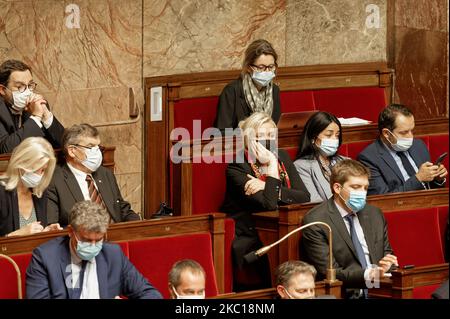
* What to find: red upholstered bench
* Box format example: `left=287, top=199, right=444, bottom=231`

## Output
left=279, top=90, right=315, bottom=113
left=313, top=87, right=386, bottom=122
left=127, top=233, right=218, bottom=298
left=173, top=97, right=219, bottom=137
left=384, top=207, right=447, bottom=267
left=172, top=87, right=387, bottom=137
left=384, top=206, right=449, bottom=299
left=1, top=229, right=235, bottom=298
left=0, top=253, right=31, bottom=299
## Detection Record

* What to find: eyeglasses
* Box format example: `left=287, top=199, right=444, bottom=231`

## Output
left=251, top=64, right=277, bottom=72
left=15, top=82, right=37, bottom=93
left=71, top=144, right=105, bottom=152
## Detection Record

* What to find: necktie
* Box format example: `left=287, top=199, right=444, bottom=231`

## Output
left=72, top=260, right=87, bottom=299
left=344, top=214, right=368, bottom=298
left=344, top=214, right=367, bottom=269
left=85, top=175, right=106, bottom=209
left=396, top=151, right=416, bottom=178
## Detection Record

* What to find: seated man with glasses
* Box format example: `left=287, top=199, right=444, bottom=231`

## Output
left=26, top=201, right=162, bottom=299
left=0, top=59, right=64, bottom=154
left=46, top=123, right=141, bottom=227
left=214, top=39, right=281, bottom=130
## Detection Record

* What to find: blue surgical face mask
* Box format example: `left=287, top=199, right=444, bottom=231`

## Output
left=339, top=187, right=367, bottom=212
left=251, top=71, right=275, bottom=87
left=21, top=171, right=44, bottom=188
left=81, top=146, right=103, bottom=172
left=318, top=138, right=339, bottom=157
left=74, top=232, right=103, bottom=261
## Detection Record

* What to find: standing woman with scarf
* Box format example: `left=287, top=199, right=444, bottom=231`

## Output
left=220, top=112, right=310, bottom=292
left=214, top=39, right=281, bottom=130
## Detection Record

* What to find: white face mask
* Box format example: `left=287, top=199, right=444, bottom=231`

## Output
left=21, top=171, right=43, bottom=188
left=11, top=88, right=33, bottom=111
left=172, top=287, right=205, bottom=299
left=387, top=130, right=413, bottom=152
left=81, top=146, right=103, bottom=172
left=318, top=138, right=339, bottom=156
left=251, top=71, right=275, bottom=87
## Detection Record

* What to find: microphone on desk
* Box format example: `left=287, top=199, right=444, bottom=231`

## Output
left=243, top=221, right=337, bottom=282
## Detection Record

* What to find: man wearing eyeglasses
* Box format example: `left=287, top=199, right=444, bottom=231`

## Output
left=0, top=59, right=64, bottom=154
left=26, top=201, right=162, bottom=299
left=46, top=123, right=141, bottom=227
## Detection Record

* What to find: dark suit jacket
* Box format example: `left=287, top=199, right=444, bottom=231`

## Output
left=214, top=78, right=281, bottom=130
left=358, top=138, right=443, bottom=195
left=301, top=198, right=393, bottom=295
left=26, top=236, right=162, bottom=299
left=0, top=184, right=48, bottom=236
left=46, top=164, right=140, bottom=226
left=0, top=97, right=64, bottom=154
left=221, top=149, right=310, bottom=267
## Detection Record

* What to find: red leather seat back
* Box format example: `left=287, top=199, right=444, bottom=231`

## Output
left=413, top=284, right=441, bottom=299
left=279, top=90, right=315, bottom=113
left=173, top=97, right=219, bottom=137
left=191, top=155, right=229, bottom=215
left=0, top=253, right=32, bottom=299
left=346, top=141, right=372, bottom=159
left=384, top=208, right=445, bottom=267
left=127, top=233, right=218, bottom=298
left=313, top=87, right=386, bottom=122
left=116, top=241, right=129, bottom=257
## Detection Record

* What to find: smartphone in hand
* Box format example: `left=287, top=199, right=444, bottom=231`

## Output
left=434, top=152, right=448, bottom=166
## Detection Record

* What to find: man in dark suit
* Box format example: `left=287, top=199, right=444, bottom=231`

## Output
left=47, top=123, right=140, bottom=226
left=358, top=104, right=447, bottom=195
left=301, top=159, right=398, bottom=299
left=0, top=59, right=64, bottom=154
left=26, top=201, right=161, bottom=299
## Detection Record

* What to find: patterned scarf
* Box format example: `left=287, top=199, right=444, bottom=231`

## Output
left=245, top=151, right=291, bottom=188
left=242, top=73, right=274, bottom=116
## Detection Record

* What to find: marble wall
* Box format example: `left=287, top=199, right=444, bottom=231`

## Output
left=391, top=0, right=448, bottom=118
left=1, top=0, right=391, bottom=214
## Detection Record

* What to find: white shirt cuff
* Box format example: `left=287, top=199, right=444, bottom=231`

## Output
left=363, top=268, right=371, bottom=281
left=43, top=112, right=54, bottom=129
left=29, top=115, right=43, bottom=128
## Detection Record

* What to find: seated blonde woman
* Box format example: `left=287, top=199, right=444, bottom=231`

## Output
left=220, top=112, right=310, bottom=291
left=0, top=137, right=61, bottom=237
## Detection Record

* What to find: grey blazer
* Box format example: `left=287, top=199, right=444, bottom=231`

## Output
left=294, top=156, right=348, bottom=203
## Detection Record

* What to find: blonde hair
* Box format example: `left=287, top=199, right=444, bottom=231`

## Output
left=1, top=137, right=56, bottom=197
left=238, top=112, right=276, bottom=149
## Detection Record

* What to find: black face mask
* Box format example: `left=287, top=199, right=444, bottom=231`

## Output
left=257, top=139, right=277, bottom=153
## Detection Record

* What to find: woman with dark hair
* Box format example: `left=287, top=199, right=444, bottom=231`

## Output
left=214, top=39, right=281, bottom=130
left=294, top=111, right=347, bottom=203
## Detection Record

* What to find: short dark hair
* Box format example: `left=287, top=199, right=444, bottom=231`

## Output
left=0, top=60, right=31, bottom=86
left=62, top=123, right=100, bottom=155
left=378, top=104, right=413, bottom=133
left=242, top=39, right=278, bottom=76
left=297, top=111, right=342, bottom=159
left=168, top=259, right=205, bottom=289
left=330, top=159, right=370, bottom=190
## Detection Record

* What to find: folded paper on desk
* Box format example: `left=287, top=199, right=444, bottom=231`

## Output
left=338, top=117, right=372, bottom=126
